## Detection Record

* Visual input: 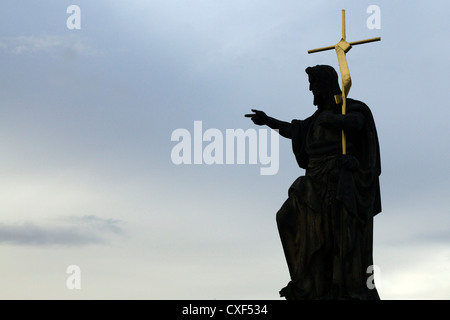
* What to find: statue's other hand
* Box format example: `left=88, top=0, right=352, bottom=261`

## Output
left=245, top=109, right=267, bottom=126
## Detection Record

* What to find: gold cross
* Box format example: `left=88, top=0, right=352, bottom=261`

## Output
left=308, top=9, right=380, bottom=155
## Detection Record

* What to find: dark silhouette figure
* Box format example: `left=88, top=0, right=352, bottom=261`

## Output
left=246, top=65, right=381, bottom=300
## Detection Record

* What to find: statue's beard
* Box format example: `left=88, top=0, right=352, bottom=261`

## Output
left=314, top=92, right=336, bottom=110
left=313, top=92, right=324, bottom=107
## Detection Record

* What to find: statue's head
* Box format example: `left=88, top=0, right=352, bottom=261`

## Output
left=305, top=65, right=342, bottom=107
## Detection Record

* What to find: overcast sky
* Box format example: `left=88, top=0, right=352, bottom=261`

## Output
left=0, top=0, right=449, bottom=300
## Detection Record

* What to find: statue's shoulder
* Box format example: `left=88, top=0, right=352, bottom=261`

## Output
left=347, top=98, right=369, bottom=110
left=346, top=98, right=375, bottom=119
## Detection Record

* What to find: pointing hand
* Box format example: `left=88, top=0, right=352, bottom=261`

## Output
left=245, top=109, right=267, bottom=126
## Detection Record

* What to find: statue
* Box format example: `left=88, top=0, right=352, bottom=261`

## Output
left=245, top=64, right=381, bottom=300
left=245, top=9, right=382, bottom=301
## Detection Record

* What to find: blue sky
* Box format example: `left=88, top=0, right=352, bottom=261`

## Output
left=0, top=0, right=449, bottom=299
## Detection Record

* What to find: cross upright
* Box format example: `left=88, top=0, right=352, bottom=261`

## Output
left=308, top=9, right=380, bottom=155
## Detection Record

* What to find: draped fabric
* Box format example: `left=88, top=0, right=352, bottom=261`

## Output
left=277, top=98, right=381, bottom=300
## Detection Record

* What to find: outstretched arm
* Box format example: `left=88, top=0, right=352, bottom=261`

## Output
left=245, top=109, right=292, bottom=139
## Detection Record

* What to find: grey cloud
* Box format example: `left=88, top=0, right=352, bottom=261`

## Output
left=69, top=215, right=123, bottom=234
left=411, top=231, right=450, bottom=245
left=0, top=215, right=124, bottom=247
left=0, top=34, right=98, bottom=56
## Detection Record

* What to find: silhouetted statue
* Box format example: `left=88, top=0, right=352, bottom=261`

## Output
left=246, top=65, right=381, bottom=300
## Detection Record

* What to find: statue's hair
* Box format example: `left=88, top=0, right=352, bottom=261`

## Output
left=305, top=65, right=342, bottom=96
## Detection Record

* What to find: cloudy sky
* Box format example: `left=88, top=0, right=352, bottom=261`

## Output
left=0, top=0, right=449, bottom=300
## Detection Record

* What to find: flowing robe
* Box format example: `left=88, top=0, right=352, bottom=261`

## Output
left=276, top=98, right=381, bottom=300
